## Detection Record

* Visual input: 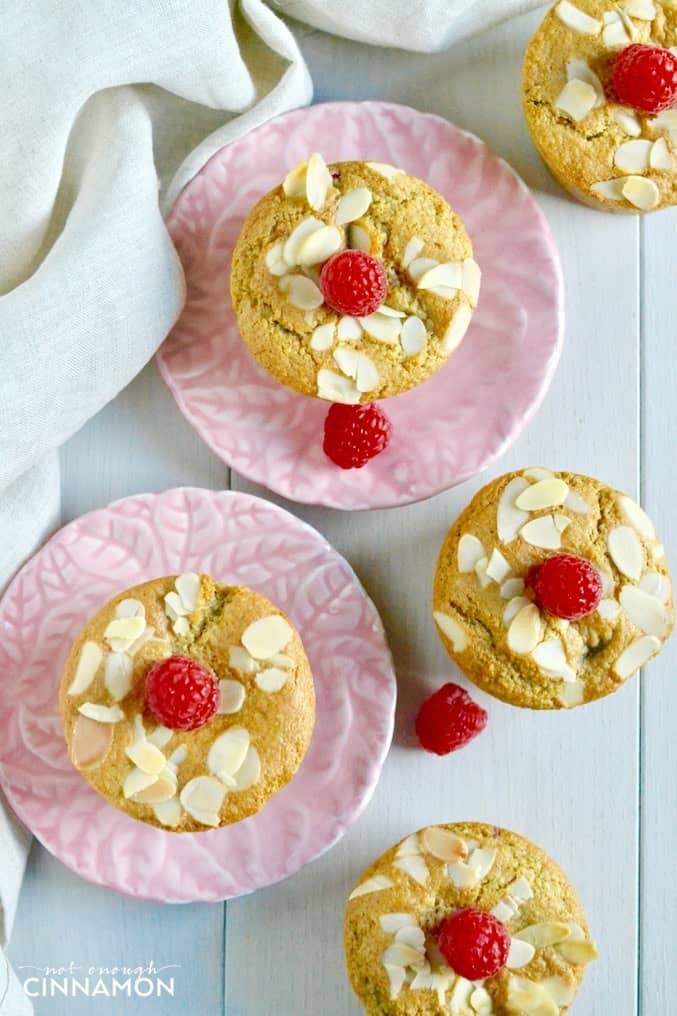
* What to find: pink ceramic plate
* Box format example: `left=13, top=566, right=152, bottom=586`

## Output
left=158, top=101, right=563, bottom=510
left=0, top=488, right=395, bottom=902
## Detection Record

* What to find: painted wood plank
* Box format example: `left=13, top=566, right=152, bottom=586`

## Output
left=226, top=9, right=641, bottom=1016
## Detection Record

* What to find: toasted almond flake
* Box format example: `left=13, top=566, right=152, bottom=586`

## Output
left=603, top=11, right=632, bottom=47
left=167, top=745, right=187, bottom=770
left=447, top=860, right=481, bottom=889
left=384, top=963, right=406, bottom=1000
left=650, top=137, right=673, bottom=170
left=564, top=488, right=592, bottom=514
left=556, top=938, right=599, bottom=965
left=598, top=598, right=621, bottom=621
left=337, top=315, right=362, bottom=340
left=421, top=826, right=468, bottom=862
left=402, top=237, right=424, bottom=268
left=217, top=679, right=246, bottom=714
left=520, top=514, right=570, bottom=550
left=619, top=586, right=669, bottom=636
left=103, top=615, right=146, bottom=653
left=622, top=0, right=656, bottom=18
left=515, top=478, right=569, bottom=511
left=507, top=938, right=536, bottom=968
left=408, top=256, right=439, bottom=283
left=614, top=138, right=653, bottom=173
left=123, top=767, right=158, bottom=799
left=498, top=477, right=530, bottom=543
left=378, top=305, right=406, bottom=318
left=400, top=315, right=427, bottom=356
left=540, top=977, right=576, bottom=1007
left=507, top=975, right=559, bottom=1016
left=469, top=986, right=493, bottom=1014
left=180, top=776, right=227, bottom=824
left=279, top=273, right=324, bottom=310
left=305, top=152, right=332, bottom=211
left=440, top=303, right=473, bottom=355
left=282, top=159, right=307, bottom=197
left=349, top=874, right=394, bottom=899
left=393, top=854, right=430, bottom=885
left=174, top=574, right=199, bottom=612
left=591, top=177, right=627, bottom=201
left=282, top=217, right=324, bottom=266
left=567, top=58, right=605, bottom=105
left=515, top=921, right=571, bottom=948
left=358, top=312, right=401, bottom=344
left=153, top=797, right=182, bottom=828
left=173, top=616, right=190, bottom=637
left=555, top=79, right=598, bottom=121
left=485, top=548, right=511, bottom=584
left=433, top=611, right=468, bottom=652
left=78, top=702, right=124, bottom=723
left=365, top=161, right=403, bottom=179
left=508, top=604, right=543, bottom=654
left=310, top=322, right=336, bottom=351
left=560, top=681, right=585, bottom=707
left=229, top=646, right=257, bottom=673
left=417, top=262, right=463, bottom=292
left=614, top=635, right=662, bottom=679
left=265, top=241, right=289, bottom=276
left=510, top=877, right=533, bottom=902
left=317, top=368, right=360, bottom=404
left=115, top=599, right=145, bottom=620
left=652, top=109, right=677, bottom=132
left=132, top=767, right=178, bottom=804
left=297, top=225, right=343, bottom=266
left=68, top=641, right=104, bottom=696
left=144, top=727, right=171, bottom=750
left=608, top=525, right=644, bottom=580
left=232, top=746, right=261, bottom=790
left=503, top=595, right=531, bottom=625
left=333, top=347, right=380, bottom=392
left=458, top=534, right=486, bottom=573
left=556, top=0, right=602, bottom=33
left=164, top=591, right=189, bottom=620
left=395, top=925, right=426, bottom=951
left=638, top=572, right=671, bottom=603
left=461, top=259, right=482, bottom=308
left=347, top=223, right=370, bottom=251
left=126, top=741, right=166, bottom=776
left=395, top=834, right=421, bottom=857
left=410, top=969, right=437, bottom=991
left=103, top=652, right=133, bottom=702
left=335, top=187, right=372, bottom=225
left=501, top=578, right=525, bottom=599
left=242, top=615, right=293, bottom=659
left=208, top=728, right=250, bottom=779
left=255, top=667, right=289, bottom=692
left=474, top=556, right=492, bottom=589
left=612, top=106, right=642, bottom=136
left=472, top=847, right=497, bottom=879
left=618, top=495, right=656, bottom=540
left=492, top=899, right=518, bottom=922
left=379, top=913, right=416, bottom=933
left=532, top=638, right=576, bottom=681
left=449, top=978, right=474, bottom=1009
left=622, top=175, right=660, bottom=210
left=71, top=715, right=113, bottom=768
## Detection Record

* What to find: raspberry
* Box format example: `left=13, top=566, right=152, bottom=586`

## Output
left=319, top=250, right=387, bottom=317
left=146, top=655, right=220, bottom=731
left=415, top=682, right=487, bottom=756
left=611, top=44, right=677, bottom=114
left=437, top=908, right=510, bottom=981
left=526, top=553, right=602, bottom=621
left=323, top=402, right=392, bottom=469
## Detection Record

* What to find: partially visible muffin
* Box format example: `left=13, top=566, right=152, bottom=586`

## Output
left=59, top=574, right=315, bottom=831
left=230, top=155, right=480, bottom=403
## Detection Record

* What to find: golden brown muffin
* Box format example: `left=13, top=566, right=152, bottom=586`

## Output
left=523, top=0, right=677, bottom=211
left=345, top=822, right=597, bottom=1015
left=230, top=155, right=480, bottom=402
left=59, top=574, right=315, bottom=831
left=433, top=467, right=674, bottom=709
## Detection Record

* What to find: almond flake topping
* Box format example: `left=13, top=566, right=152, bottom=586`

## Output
left=103, top=616, right=146, bottom=653
left=365, top=162, right=404, bottom=179
left=448, top=846, right=497, bottom=889
left=179, top=776, right=227, bottom=827
left=614, top=635, right=661, bottom=678
left=208, top=728, right=251, bottom=786
left=619, top=585, right=669, bottom=637
left=255, top=667, right=289, bottom=693
left=337, top=315, right=362, bottom=340
left=379, top=913, right=416, bottom=933
left=78, top=702, right=124, bottom=723
left=153, top=798, right=182, bottom=828
left=501, top=578, right=525, bottom=599
left=556, top=79, right=598, bottom=121
left=282, top=159, right=308, bottom=198
left=515, top=478, right=569, bottom=511
left=622, top=0, right=656, bottom=18
left=531, top=638, right=576, bottom=681
left=618, top=495, right=655, bottom=540
left=507, top=604, right=543, bottom=654
left=421, top=826, right=468, bottom=862
left=416, top=262, right=463, bottom=296
left=265, top=241, right=289, bottom=276
left=402, top=237, right=424, bottom=268
left=349, top=874, right=394, bottom=900
left=621, top=176, right=660, bottom=210
left=358, top=312, right=401, bottom=344
left=348, top=223, right=371, bottom=252
left=614, top=139, right=653, bottom=173
left=279, top=273, right=324, bottom=311
left=333, top=347, right=380, bottom=393
left=310, top=322, right=335, bottom=351
left=440, top=304, right=472, bottom=356
left=400, top=315, right=427, bottom=356
left=241, top=615, right=293, bottom=660
left=305, top=152, right=333, bottom=211
left=519, top=514, right=571, bottom=550
left=603, top=10, right=633, bottom=47
left=638, top=572, right=671, bottom=603
left=68, top=641, right=104, bottom=696
left=650, top=138, right=673, bottom=171
left=608, top=525, right=644, bottom=580
left=317, top=368, right=360, bottom=404
left=433, top=611, right=468, bottom=652
left=335, top=187, right=372, bottom=225
left=393, top=854, right=430, bottom=885
left=612, top=107, right=642, bottom=137
left=297, top=225, right=343, bottom=266
left=498, top=477, right=530, bottom=543
left=486, top=548, right=511, bottom=583
left=71, top=715, right=113, bottom=769
left=567, top=58, right=605, bottom=105
left=217, top=679, right=246, bottom=714
left=462, top=259, right=482, bottom=307
left=283, top=217, right=324, bottom=265
left=556, top=1, right=602, bottom=34
left=507, top=938, right=536, bottom=969
left=458, top=534, right=486, bottom=573
left=125, top=740, right=167, bottom=777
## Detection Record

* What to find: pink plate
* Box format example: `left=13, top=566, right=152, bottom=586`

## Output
left=0, top=488, right=395, bottom=902
left=158, top=101, right=564, bottom=510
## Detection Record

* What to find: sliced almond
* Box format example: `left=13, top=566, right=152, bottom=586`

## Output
left=305, top=153, right=332, bottom=211
left=650, top=137, right=673, bottom=171
left=164, top=590, right=190, bottom=620
left=103, top=616, right=146, bottom=653
left=540, top=977, right=576, bottom=1007
left=614, top=635, right=662, bottom=679
left=469, top=986, right=493, bottom=1014
left=282, top=160, right=307, bottom=198
left=393, top=854, right=429, bottom=885
left=283, top=217, right=324, bottom=266
left=180, top=776, right=227, bottom=825
left=337, top=315, right=362, bottom=340
left=620, top=585, right=669, bottom=636
left=167, top=745, right=187, bottom=770
left=560, top=681, right=585, bottom=707
left=508, top=604, right=543, bottom=654
left=152, top=797, right=182, bottom=828
left=123, top=767, right=158, bottom=799
left=516, top=478, right=569, bottom=511
left=532, top=638, right=576, bottom=681
left=78, top=702, right=124, bottom=723
left=447, top=860, right=482, bottom=889
left=598, top=598, right=621, bottom=621
left=115, top=599, right=145, bottom=620
left=395, top=925, right=426, bottom=950
left=379, top=913, right=416, bottom=933
left=486, top=548, right=511, bottom=583
left=555, top=79, right=597, bottom=121
left=395, top=834, right=421, bottom=857
left=349, top=874, right=394, bottom=900
left=132, top=767, right=178, bottom=804
left=618, top=495, right=656, bottom=540
left=433, top=611, right=468, bottom=652
left=564, top=488, right=592, bottom=514
left=232, top=746, right=261, bottom=791
left=335, top=187, right=372, bottom=225
left=358, top=312, right=401, bottom=344
left=501, top=577, right=525, bottom=599
left=229, top=646, right=257, bottom=673
left=507, top=976, right=559, bottom=1016
left=615, top=139, right=653, bottom=173
left=507, top=937, right=536, bottom=968
left=591, top=178, right=627, bottom=201
left=556, top=938, right=599, bottom=965
left=255, top=667, right=289, bottom=692
left=612, top=106, right=642, bottom=137
left=603, top=11, right=632, bottom=47
left=520, top=514, right=570, bottom=550
left=622, top=0, right=656, bottom=18
left=503, top=595, right=531, bottom=625
left=417, top=262, right=463, bottom=293
left=421, top=826, right=468, bottom=862
left=297, top=225, right=343, bottom=266
left=265, top=241, right=289, bottom=276
left=217, top=679, right=246, bottom=714
left=402, top=237, right=424, bottom=268
left=384, top=963, right=406, bottom=1001
left=457, top=534, right=486, bottom=573
left=347, top=224, right=371, bottom=252
left=317, top=368, right=360, bottom=404
left=440, top=303, right=473, bottom=355
left=71, top=715, right=113, bottom=769
left=333, top=347, right=379, bottom=393
left=498, top=477, right=530, bottom=543
left=310, top=322, right=336, bottom=351
left=638, top=572, right=671, bottom=603
left=279, top=274, right=324, bottom=311
left=208, top=728, right=250, bottom=779
left=608, top=525, right=644, bottom=580
left=515, top=921, right=571, bottom=947
left=567, top=58, right=605, bottom=105
left=383, top=942, right=425, bottom=967
left=408, top=256, right=439, bottom=283
left=400, top=315, right=427, bottom=356
left=622, top=175, right=660, bottom=210
left=472, top=847, right=497, bottom=879
left=126, top=740, right=166, bottom=776
left=652, top=109, right=677, bottom=132
left=474, top=555, right=491, bottom=589
left=556, top=0, right=602, bottom=33
left=365, top=161, right=403, bottom=179
left=461, top=259, right=481, bottom=307
left=68, top=641, right=104, bottom=696
left=242, top=615, right=293, bottom=659
left=104, top=652, right=133, bottom=701
left=173, top=617, right=190, bottom=637
left=511, top=877, right=534, bottom=902
left=175, top=572, right=200, bottom=612
left=492, top=899, right=518, bottom=922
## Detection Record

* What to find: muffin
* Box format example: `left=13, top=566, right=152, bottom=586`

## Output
left=433, top=467, right=674, bottom=709
left=59, top=573, right=315, bottom=831
left=523, top=0, right=677, bottom=211
left=345, top=822, right=597, bottom=1015
left=230, top=154, right=480, bottom=403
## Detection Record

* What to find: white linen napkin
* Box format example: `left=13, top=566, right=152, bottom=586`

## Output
left=0, top=3, right=542, bottom=1011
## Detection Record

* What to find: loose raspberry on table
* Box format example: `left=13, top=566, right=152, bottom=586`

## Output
left=437, top=908, right=510, bottom=981
left=526, top=553, right=602, bottom=621
left=415, top=682, right=487, bottom=756
left=146, top=655, right=221, bottom=731
left=319, top=250, right=387, bottom=317
left=323, top=402, right=392, bottom=469
left=611, top=44, right=677, bottom=114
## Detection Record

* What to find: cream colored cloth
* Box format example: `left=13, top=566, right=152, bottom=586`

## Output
left=0, top=3, right=542, bottom=1012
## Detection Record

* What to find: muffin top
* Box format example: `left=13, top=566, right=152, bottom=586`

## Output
left=230, top=156, right=479, bottom=402
left=433, top=468, right=674, bottom=709
left=59, top=574, right=315, bottom=832
left=345, top=822, right=597, bottom=1015
left=523, top=0, right=677, bottom=211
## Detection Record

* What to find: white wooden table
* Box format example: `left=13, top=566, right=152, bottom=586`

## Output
left=8, top=6, right=677, bottom=1014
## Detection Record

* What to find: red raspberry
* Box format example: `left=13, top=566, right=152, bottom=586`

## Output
left=146, top=655, right=220, bottom=731
left=319, top=250, right=387, bottom=317
left=526, top=553, right=602, bottom=621
left=415, top=682, right=488, bottom=756
left=611, top=44, right=677, bottom=114
left=323, top=403, right=392, bottom=469
left=437, top=908, right=510, bottom=981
